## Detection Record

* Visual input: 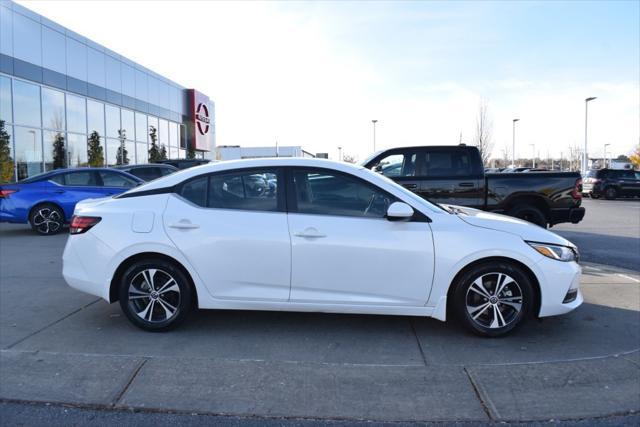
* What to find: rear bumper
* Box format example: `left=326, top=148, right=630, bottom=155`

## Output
left=549, top=207, right=585, bottom=225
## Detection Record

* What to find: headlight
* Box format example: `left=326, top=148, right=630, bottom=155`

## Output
left=527, top=242, right=578, bottom=262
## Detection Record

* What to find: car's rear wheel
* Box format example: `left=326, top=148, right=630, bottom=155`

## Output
left=118, top=258, right=193, bottom=331
left=29, top=203, right=64, bottom=235
left=604, top=187, right=618, bottom=200
left=452, top=261, right=535, bottom=337
left=508, top=204, right=547, bottom=228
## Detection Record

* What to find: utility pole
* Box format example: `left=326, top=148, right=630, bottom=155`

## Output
left=337, top=146, right=342, bottom=162
left=583, top=97, right=597, bottom=174
left=512, top=119, right=519, bottom=167
left=530, top=144, right=536, bottom=168
left=372, top=120, right=378, bottom=152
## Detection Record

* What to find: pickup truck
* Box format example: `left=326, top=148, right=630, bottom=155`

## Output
left=362, top=145, right=585, bottom=227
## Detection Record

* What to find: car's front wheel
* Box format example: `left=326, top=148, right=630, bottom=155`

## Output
left=452, top=261, right=535, bottom=337
left=604, top=187, right=618, bottom=200
left=29, top=203, right=64, bottom=235
left=118, top=258, right=194, bottom=331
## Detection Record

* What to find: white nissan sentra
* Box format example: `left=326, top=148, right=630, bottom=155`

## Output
left=63, top=158, right=582, bottom=336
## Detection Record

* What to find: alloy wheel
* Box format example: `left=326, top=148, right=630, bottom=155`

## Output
left=128, top=268, right=181, bottom=323
left=465, top=272, right=523, bottom=329
left=32, top=207, right=62, bottom=234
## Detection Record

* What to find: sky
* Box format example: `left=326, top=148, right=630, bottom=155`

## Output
left=18, top=0, right=640, bottom=162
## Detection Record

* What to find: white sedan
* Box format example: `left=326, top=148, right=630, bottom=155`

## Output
left=63, top=158, right=582, bottom=337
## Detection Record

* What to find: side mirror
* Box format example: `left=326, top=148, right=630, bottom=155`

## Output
left=386, top=202, right=414, bottom=221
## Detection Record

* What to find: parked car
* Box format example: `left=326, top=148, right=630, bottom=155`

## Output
left=582, top=168, right=640, bottom=199
left=114, top=164, right=178, bottom=181
left=63, top=158, right=582, bottom=337
left=362, top=146, right=584, bottom=228
left=155, top=159, right=211, bottom=170
left=0, top=168, right=143, bottom=235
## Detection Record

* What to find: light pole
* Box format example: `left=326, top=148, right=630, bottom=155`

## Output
left=530, top=143, right=535, bottom=168
left=371, top=119, right=378, bottom=152
left=512, top=119, right=519, bottom=167
left=604, top=143, right=610, bottom=168
left=583, top=97, right=597, bottom=174
left=337, top=146, right=342, bottom=162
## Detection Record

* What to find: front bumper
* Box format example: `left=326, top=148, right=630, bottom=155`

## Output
left=536, top=256, right=583, bottom=318
left=550, top=207, right=585, bottom=225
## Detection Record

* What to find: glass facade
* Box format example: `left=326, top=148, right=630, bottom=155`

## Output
left=0, top=1, right=215, bottom=182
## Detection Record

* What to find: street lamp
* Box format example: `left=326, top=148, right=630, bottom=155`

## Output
left=512, top=119, right=519, bottom=167
left=583, top=97, right=597, bottom=174
left=337, top=146, right=342, bottom=162
left=371, top=119, right=378, bottom=152
left=604, top=143, right=610, bottom=168
left=530, top=143, right=535, bottom=168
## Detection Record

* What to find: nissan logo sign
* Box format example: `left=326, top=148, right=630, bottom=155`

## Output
left=196, top=103, right=210, bottom=135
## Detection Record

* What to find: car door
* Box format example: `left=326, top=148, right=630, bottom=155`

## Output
left=163, top=168, right=291, bottom=301
left=417, top=148, right=484, bottom=208
left=617, top=170, right=640, bottom=195
left=47, top=171, right=105, bottom=219
left=286, top=167, right=434, bottom=306
left=97, top=170, right=140, bottom=195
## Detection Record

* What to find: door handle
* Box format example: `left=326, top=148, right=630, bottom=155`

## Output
left=403, top=183, right=418, bottom=190
left=53, top=190, right=65, bottom=194
left=169, top=221, right=200, bottom=230
left=458, top=182, right=475, bottom=187
left=294, top=228, right=326, bottom=238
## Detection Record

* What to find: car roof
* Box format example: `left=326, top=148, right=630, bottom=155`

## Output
left=19, top=167, right=144, bottom=184
left=114, top=164, right=177, bottom=170
left=124, top=158, right=364, bottom=194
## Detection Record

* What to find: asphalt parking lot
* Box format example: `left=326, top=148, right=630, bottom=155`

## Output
left=0, top=198, right=639, bottom=425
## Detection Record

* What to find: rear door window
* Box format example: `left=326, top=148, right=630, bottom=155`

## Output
left=422, top=150, right=474, bottom=177
left=178, top=169, right=280, bottom=212
left=208, top=169, right=279, bottom=211
left=98, top=171, right=138, bottom=188
left=64, top=171, right=98, bottom=186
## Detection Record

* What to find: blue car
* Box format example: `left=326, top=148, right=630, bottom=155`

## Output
left=0, top=168, right=143, bottom=235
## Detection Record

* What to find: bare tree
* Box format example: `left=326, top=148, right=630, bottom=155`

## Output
left=501, top=144, right=511, bottom=168
left=567, top=144, right=582, bottom=171
left=473, top=99, right=494, bottom=166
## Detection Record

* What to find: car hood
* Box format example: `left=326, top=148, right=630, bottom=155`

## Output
left=445, top=205, right=574, bottom=247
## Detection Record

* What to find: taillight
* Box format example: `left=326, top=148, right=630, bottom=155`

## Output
left=69, top=215, right=101, bottom=234
left=572, top=178, right=582, bottom=200
left=0, top=189, right=18, bottom=198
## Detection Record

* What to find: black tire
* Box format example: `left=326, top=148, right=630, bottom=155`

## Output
left=118, top=258, right=194, bottom=332
left=452, top=261, right=535, bottom=337
left=29, top=203, right=64, bottom=235
left=507, top=204, right=547, bottom=227
left=604, top=187, right=618, bottom=200
left=591, top=193, right=600, bottom=199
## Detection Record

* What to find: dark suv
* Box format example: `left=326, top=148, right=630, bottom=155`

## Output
left=583, top=169, right=640, bottom=199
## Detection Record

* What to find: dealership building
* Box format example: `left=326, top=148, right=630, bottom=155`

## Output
left=0, top=0, right=214, bottom=182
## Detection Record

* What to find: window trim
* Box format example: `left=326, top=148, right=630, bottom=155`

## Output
left=176, top=167, right=286, bottom=213
left=284, top=166, right=429, bottom=222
